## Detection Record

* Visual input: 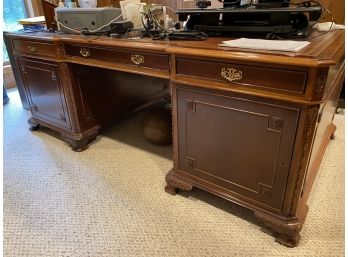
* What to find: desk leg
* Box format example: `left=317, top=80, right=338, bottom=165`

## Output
left=255, top=204, right=308, bottom=247
left=165, top=169, right=193, bottom=195
left=61, top=126, right=100, bottom=152
left=28, top=118, right=40, bottom=131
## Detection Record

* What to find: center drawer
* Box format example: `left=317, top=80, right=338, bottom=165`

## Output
left=66, top=44, right=170, bottom=71
left=176, top=58, right=308, bottom=94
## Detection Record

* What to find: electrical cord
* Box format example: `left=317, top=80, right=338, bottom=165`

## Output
left=140, top=7, right=173, bottom=40
left=308, top=4, right=335, bottom=40
left=285, top=0, right=335, bottom=40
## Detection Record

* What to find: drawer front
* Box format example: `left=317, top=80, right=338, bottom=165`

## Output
left=176, top=85, right=299, bottom=210
left=66, top=45, right=170, bottom=71
left=176, top=58, right=307, bottom=94
left=12, top=39, right=56, bottom=57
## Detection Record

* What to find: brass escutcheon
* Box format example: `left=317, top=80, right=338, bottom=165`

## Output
left=221, top=68, right=243, bottom=82
left=27, top=45, right=36, bottom=52
left=131, top=54, right=144, bottom=65
left=80, top=48, right=91, bottom=57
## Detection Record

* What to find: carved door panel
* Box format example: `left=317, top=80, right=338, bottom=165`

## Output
left=176, top=85, right=300, bottom=211
left=18, top=58, right=71, bottom=130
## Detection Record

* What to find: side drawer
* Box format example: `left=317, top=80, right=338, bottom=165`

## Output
left=12, top=39, right=56, bottom=57
left=66, top=44, right=170, bottom=71
left=176, top=58, right=308, bottom=94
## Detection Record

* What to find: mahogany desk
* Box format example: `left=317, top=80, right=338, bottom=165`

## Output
left=4, top=30, right=344, bottom=247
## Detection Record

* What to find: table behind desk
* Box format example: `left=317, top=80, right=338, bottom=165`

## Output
left=4, top=30, right=344, bottom=247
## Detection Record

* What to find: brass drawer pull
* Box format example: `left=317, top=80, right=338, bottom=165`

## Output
left=80, top=48, right=91, bottom=57
left=27, top=45, right=36, bottom=52
left=221, top=68, right=243, bottom=82
left=131, top=54, right=144, bottom=65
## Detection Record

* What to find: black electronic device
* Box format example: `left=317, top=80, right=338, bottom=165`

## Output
left=177, top=3, right=322, bottom=39
left=167, top=31, right=208, bottom=40
left=196, top=0, right=211, bottom=8
left=108, top=20, right=134, bottom=35
left=257, top=0, right=290, bottom=8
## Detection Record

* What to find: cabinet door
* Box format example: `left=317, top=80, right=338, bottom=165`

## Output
left=18, top=58, right=71, bottom=130
left=176, top=86, right=299, bottom=211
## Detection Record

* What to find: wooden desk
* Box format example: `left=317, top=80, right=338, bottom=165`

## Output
left=4, top=31, right=344, bottom=247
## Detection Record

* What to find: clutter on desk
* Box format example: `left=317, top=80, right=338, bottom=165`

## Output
left=18, top=16, right=46, bottom=31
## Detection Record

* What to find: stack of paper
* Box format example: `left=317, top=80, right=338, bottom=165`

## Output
left=220, top=38, right=311, bottom=52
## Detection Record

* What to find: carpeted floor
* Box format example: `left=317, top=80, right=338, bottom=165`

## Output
left=4, top=88, right=344, bottom=257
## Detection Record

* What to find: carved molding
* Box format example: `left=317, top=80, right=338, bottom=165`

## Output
left=255, top=211, right=301, bottom=247
left=260, top=185, right=272, bottom=198
left=61, top=126, right=100, bottom=151
left=58, top=62, right=82, bottom=131
left=314, top=71, right=327, bottom=97
left=165, top=169, right=193, bottom=193
left=56, top=45, right=66, bottom=57
left=291, top=106, right=319, bottom=211
left=62, top=126, right=100, bottom=141
left=268, top=116, right=284, bottom=131
left=185, top=157, right=195, bottom=169
left=185, top=100, right=196, bottom=112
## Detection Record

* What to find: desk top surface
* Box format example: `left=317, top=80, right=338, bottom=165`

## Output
left=5, top=30, right=344, bottom=67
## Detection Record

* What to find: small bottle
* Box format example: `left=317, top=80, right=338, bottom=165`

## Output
left=58, top=0, right=65, bottom=7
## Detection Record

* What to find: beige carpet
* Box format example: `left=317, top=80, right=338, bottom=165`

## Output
left=4, top=88, right=344, bottom=257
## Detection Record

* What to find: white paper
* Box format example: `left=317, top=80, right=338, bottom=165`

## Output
left=220, top=38, right=311, bottom=52
left=313, top=22, right=345, bottom=32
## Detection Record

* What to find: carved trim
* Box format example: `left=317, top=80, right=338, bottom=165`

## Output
left=56, top=45, right=66, bottom=57
left=58, top=62, right=83, bottom=132
left=185, top=157, right=195, bottom=169
left=255, top=211, right=301, bottom=247
left=185, top=100, right=196, bottom=112
left=61, top=125, right=100, bottom=141
left=61, top=126, right=100, bottom=151
left=268, top=117, right=284, bottom=131
left=314, top=71, right=327, bottom=96
left=260, top=185, right=272, bottom=198
left=255, top=203, right=309, bottom=247
left=165, top=169, right=193, bottom=193
left=291, top=107, right=318, bottom=211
